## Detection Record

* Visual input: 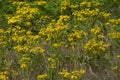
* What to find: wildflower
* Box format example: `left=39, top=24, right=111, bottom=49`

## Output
left=108, top=32, right=120, bottom=39
left=37, top=74, right=48, bottom=80
left=58, top=69, right=86, bottom=79
left=26, top=31, right=32, bottom=35
left=69, top=5, right=78, bottom=9
left=48, top=58, right=55, bottom=62
left=0, top=71, right=9, bottom=80
left=71, top=75, right=77, bottom=79
left=61, top=1, right=70, bottom=12
left=102, top=12, right=111, bottom=19
left=117, top=54, right=120, bottom=58
left=8, top=15, right=23, bottom=24
left=80, top=1, right=91, bottom=7
left=34, top=1, right=47, bottom=6
left=112, top=66, right=118, bottom=70
left=13, top=45, right=29, bottom=52
left=58, top=70, right=70, bottom=78
left=68, top=30, right=86, bottom=42
left=93, top=2, right=100, bottom=6
left=20, top=54, right=30, bottom=69
left=48, top=58, right=57, bottom=69
left=79, top=69, right=86, bottom=74
left=90, top=26, right=101, bottom=35
left=0, top=75, right=8, bottom=80
left=20, top=63, right=27, bottom=69
left=49, top=64, right=56, bottom=69
left=84, top=38, right=109, bottom=55
left=13, top=45, right=23, bottom=52
left=0, top=29, right=4, bottom=33
left=30, top=47, right=45, bottom=54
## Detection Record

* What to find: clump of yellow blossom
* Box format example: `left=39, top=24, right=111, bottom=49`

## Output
left=90, top=25, right=101, bottom=35
left=13, top=45, right=30, bottom=52
left=68, top=30, right=87, bottom=46
left=30, top=47, right=45, bottom=55
left=105, top=18, right=120, bottom=27
left=52, top=42, right=65, bottom=47
left=20, top=54, right=30, bottom=69
left=0, top=71, right=9, bottom=80
left=8, top=1, right=39, bottom=25
left=34, top=1, right=47, bottom=6
left=37, top=74, right=48, bottom=80
left=80, top=1, right=92, bottom=7
left=117, top=54, right=120, bottom=58
left=112, top=66, right=118, bottom=71
left=84, top=38, right=109, bottom=55
left=80, top=1, right=101, bottom=7
left=58, top=69, right=85, bottom=80
left=108, top=32, right=120, bottom=39
left=48, top=58, right=57, bottom=69
left=61, top=0, right=70, bottom=13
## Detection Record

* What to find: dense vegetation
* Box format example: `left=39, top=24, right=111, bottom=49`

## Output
left=0, top=0, right=120, bottom=80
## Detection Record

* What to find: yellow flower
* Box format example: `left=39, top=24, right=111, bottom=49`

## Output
left=93, top=2, right=100, bottom=6
left=52, top=43, right=59, bottom=47
left=26, top=31, right=32, bottom=35
left=8, top=15, right=23, bottom=24
left=0, top=74, right=8, bottom=80
left=0, top=29, right=4, bottom=33
left=37, top=74, right=48, bottom=80
left=112, top=66, right=118, bottom=70
left=52, top=42, right=65, bottom=47
left=49, top=64, right=56, bottom=69
left=80, top=1, right=91, bottom=7
left=68, top=30, right=86, bottom=42
left=13, top=45, right=29, bottom=52
left=102, top=12, right=111, bottom=18
left=19, top=54, right=31, bottom=69
left=20, top=63, right=27, bottom=69
left=108, top=32, right=120, bottom=39
left=59, top=69, right=86, bottom=79
left=13, top=45, right=23, bottom=52
left=30, top=47, right=45, bottom=54
left=97, top=34, right=105, bottom=39
left=69, top=5, right=78, bottom=9
left=84, top=38, right=109, bottom=55
left=71, top=75, right=77, bottom=79
left=48, top=58, right=54, bottom=61
left=61, top=0, right=70, bottom=12
left=79, top=69, right=86, bottom=74
left=68, top=37, right=73, bottom=41
left=25, top=21, right=31, bottom=26
left=63, top=72, right=70, bottom=78
left=90, top=26, right=101, bottom=35
left=117, top=54, right=120, bottom=58
left=34, top=1, right=47, bottom=6
left=33, top=35, right=40, bottom=40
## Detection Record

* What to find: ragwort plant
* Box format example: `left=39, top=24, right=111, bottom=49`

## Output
left=0, top=0, right=120, bottom=80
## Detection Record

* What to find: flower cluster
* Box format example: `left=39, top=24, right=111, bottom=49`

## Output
left=37, top=74, right=48, bottom=80
left=8, top=1, right=39, bottom=27
left=58, top=69, right=85, bottom=80
left=48, top=58, right=57, bottom=69
left=0, top=71, right=9, bottom=80
left=84, top=38, right=109, bottom=55
left=20, top=54, right=31, bottom=69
